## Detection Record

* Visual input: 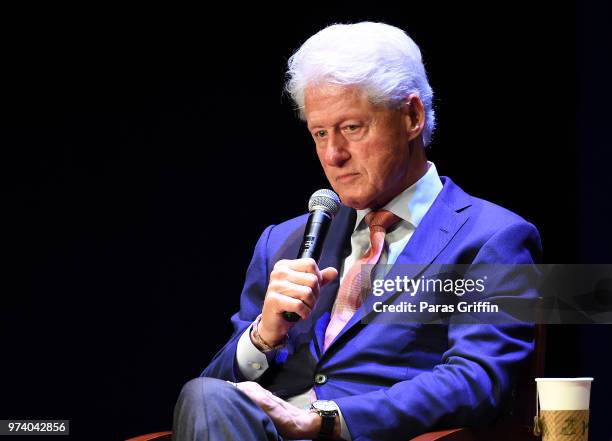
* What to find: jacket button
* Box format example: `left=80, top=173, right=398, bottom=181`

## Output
left=314, top=373, right=327, bottom=385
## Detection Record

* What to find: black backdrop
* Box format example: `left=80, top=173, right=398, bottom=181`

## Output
left=2, top=2, right=611, bottom=440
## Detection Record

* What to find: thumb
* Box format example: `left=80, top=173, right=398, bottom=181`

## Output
left=320, top=267, right=339, bottom=287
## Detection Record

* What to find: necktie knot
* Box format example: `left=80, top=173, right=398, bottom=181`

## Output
left=365, top=209, right=401, bottom=233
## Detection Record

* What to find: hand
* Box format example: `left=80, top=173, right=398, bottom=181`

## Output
left=258, top=258, right=338, bottom=345
left=235, top=381, right=321, bottom=439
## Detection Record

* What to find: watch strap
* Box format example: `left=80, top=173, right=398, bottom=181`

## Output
left=318, top=411, right=336, bottom=439
left=311, top=401, right=338, bottom=440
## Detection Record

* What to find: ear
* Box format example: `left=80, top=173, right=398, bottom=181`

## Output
left=400, top=94, right=425, bottom=141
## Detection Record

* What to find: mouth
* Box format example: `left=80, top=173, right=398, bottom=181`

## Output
left=336, top=173, right=360, bottom=183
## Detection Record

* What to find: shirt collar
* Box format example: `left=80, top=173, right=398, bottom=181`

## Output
left=353, top=161, right=443, bottom=231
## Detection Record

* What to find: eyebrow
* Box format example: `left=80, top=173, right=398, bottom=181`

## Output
left=307, top=117, right=365, bottom=131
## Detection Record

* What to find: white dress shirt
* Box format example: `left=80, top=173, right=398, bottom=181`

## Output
left=235, top=162, right=443, bottom=440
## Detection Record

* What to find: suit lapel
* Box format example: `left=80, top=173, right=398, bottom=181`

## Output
left=322, top=177, right=473, bottom=354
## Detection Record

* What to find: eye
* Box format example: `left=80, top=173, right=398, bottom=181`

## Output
left=314, top=129, right=327, bottom=138
left=342, top=124, right=361, bottom=133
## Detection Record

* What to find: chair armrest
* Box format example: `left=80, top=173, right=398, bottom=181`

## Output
left=125, top=431, right=172, bottom=441
left=127, top=429, right=468, bottom=441
left=410, top=428, right=474, bottom=441
left=126, top=425, right=535, bottom=441
left=410, top=425, right=537, bottom=441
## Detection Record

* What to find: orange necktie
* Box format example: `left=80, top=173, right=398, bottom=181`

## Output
left=323, top=210, right=401, bottom=350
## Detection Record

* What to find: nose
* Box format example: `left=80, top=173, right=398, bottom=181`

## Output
left=323, top=132, right=350, bottom=166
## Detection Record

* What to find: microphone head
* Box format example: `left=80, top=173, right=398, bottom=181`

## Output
left=308, top=189, right=341, bottom=216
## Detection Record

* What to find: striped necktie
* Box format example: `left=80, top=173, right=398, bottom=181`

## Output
left=323, top=209, right=401, bottom=350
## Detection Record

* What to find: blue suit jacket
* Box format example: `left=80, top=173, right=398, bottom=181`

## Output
left=202, top=177, right=542, bottom=440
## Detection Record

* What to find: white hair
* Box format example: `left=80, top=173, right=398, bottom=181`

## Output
left=285, top=22, right=436, bottom=146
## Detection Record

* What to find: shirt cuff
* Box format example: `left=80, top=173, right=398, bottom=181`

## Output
left=235, top=326, right=270, bottom=380
left=331, top=401, right=352, bottom=441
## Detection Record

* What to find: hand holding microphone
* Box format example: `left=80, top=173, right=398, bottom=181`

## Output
left=285, top=189, right=341, bottom=322
left=255, top=190, right=340, bottom=348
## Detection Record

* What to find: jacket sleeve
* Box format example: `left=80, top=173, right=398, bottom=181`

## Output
left=200, top=225, right=274, bottom=381
left=334, top=221, right=542, bottom=441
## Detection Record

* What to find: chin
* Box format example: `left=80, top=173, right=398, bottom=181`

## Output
left=337, top=194, right=372, bottom=210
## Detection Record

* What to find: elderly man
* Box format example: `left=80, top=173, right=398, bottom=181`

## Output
left=173, top=22, right=541, bottom=441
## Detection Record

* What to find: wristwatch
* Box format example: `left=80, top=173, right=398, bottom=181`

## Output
left=310, top=400, right=338, bottom=439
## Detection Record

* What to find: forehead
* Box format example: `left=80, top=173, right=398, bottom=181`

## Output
left=304, top=84, right=378, bottom=128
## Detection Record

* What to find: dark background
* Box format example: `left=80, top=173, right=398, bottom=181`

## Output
left=2, top=2, right=611, bottom=440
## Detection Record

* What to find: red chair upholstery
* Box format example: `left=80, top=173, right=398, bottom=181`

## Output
left=126, top=432, right=172, bottom=441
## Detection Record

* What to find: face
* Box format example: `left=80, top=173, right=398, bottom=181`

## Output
left=304, top=84, right=425, bottom=210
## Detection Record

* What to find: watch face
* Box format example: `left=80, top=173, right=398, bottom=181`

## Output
left=313, top=400, right=337, bottom=412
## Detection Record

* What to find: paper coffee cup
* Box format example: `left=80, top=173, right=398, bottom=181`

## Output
left=535, top=378, right=593, bottom=441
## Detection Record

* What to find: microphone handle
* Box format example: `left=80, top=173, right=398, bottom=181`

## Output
left=283, top=210, right=332, bottom=322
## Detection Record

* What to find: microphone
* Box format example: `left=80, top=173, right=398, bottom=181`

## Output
left=283, top=189, right=341, bottom=322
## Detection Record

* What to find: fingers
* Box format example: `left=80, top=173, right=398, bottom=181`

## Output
left=320, top=266, right=339, bottom=287
left=234, top=382, right=313, bottom=439
left=236, top=382, right=279, bottom=412
left=267, top=259, right=324, bottom=316
left=235, top=381, right=260, bottom=394
left=265, top=290, right=312, bottom=320
left=260, top=259, right=338, bottom=339
left=271, top=264, right=321, bottom=294
left=273, top=258, right=322, bottom=283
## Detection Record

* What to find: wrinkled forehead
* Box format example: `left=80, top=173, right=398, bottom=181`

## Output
left=305, top=82, right=366, bottom=102
left=304, top=83, right=377, bottom=127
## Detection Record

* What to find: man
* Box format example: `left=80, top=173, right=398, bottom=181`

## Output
left=173, top=22, right=541, bottom=440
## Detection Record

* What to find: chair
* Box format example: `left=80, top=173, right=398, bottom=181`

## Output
left=126, top=325, right=545, bottom=441
left=126, top=433, right=172, bottom=441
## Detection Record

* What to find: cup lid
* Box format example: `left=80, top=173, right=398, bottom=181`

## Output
left=535, top=377, right=594, bottom=382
